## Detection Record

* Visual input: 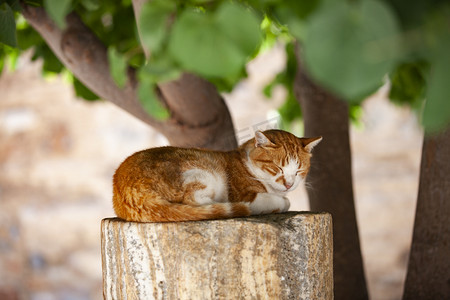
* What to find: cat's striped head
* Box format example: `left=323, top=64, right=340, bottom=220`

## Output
left=244, top=130, right=322, bottom=193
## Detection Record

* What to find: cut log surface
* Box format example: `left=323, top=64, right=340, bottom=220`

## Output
left=101, top=212, right=333, bottom=300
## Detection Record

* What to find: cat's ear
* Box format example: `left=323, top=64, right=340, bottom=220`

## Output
left=302, top=136, right=323, bottom=153
left=255, top=131, right=275, bottom=148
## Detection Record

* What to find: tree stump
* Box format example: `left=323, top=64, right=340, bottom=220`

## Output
left=101, top=212, right=333, bottom=300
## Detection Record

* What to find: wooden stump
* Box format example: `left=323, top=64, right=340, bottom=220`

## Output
left=101, top=212, right=333, bottom=300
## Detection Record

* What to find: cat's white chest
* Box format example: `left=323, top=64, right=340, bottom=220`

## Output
left=182, top=169, right=228, bottom=204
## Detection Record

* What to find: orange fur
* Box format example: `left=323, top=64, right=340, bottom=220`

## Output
left=112, top=130, right=322, bottom=222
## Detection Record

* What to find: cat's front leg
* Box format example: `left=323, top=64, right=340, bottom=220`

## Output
left=249, top=193, right=290, bottom=215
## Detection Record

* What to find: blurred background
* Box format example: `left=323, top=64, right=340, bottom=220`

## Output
left=0, top=44, right=422, bottom=300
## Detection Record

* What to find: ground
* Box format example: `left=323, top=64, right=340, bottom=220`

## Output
left=0, top=46, right=421, bottom=300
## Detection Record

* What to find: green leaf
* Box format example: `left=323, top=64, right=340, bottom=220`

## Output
left=169, top=9, right=240, bottom=77
left=139, top=57, right=181, bottom=83
left=281, top=0, right=320, bottom=20
left=0, top=3, right=17, bottom=47
left=278, top=94, right=302, bottom=124
left=0, top=43, right=20, bottom=71
left=108, top=47, right=127, bottom=88
left=44, top=0, right=72, bottom=29
left=189, top=0, right=212, bottom=3
left=275, top=0, right=320, bottom=40
left=73, top=77, right=100, bottom=101
left=168, top=2, right=262, bottom=78
left=80, top=0, right=99, bottom=11
left=137, top=74, right=169, bottom=120
left=389, top=0, right=440, bottom=31
left=275, top=6, right=306, bottom=41
left=139, top=0, right=175, bottom=54
left=389, top=61, right=426, bottom=107
left=215, top=2, right=261, bottom=55
left=6, top=0, right=21, bottom=12
left=303, top=0, right=401, bottom=101
left=422, top=36, right=450, bottom=133
left=32, top=43, right=64, bottom=73
left=17, top=25, right=44, bottom=51
left=0, top=46, right=5, bottom=73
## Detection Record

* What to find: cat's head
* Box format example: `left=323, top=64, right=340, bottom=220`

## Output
left=244, top=130, right=322, bottom=193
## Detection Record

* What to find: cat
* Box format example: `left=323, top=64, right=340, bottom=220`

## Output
left=112, top=129, right=322, bottom=222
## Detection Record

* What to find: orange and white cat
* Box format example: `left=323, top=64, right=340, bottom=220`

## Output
left=113, top=129, right=322, bottom=222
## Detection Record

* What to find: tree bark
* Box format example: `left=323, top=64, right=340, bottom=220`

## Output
left=101, top=212, right=333, bottom=300
left=294, top=48, right=368, bottom=299
left=21, top=3, right=237, bottom=151
left=403, top=127, right=450, bottom=299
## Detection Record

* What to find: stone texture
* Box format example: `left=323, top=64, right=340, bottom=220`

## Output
left=101, top=212, right=333, bottom=300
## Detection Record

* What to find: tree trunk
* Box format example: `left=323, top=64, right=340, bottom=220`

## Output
left=101, top=212, right=333, bottom=300
left=21, top=3, right=237, bottom=151
left=403, top=127, right=450, bottom=299
left=294, top=49, right=368, bottom=299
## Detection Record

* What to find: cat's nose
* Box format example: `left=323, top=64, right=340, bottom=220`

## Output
left=284, top=183, right=293, bottom=190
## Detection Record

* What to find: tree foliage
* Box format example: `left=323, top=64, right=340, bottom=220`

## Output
left=0, top=0, right=449, bottom=132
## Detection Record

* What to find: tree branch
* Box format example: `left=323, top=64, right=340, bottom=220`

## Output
left=131, top=0, right=149, bottom=59
left=20, top=3, right=158, bottom=128
left=21, top=2, right=238, bottom=150
left=131, top=0, right=237, bottom=150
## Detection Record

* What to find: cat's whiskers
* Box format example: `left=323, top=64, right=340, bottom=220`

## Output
left=303, top=181, right=314, bottom=191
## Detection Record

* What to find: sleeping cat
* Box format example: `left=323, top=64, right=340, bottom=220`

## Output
left=113, top=129, right=322, bottom=222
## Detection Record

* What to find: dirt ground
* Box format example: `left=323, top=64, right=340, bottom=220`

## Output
left=0, top=47, right=422, bottom=300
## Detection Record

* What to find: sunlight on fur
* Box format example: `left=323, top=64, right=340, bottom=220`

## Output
left=113, top=129, right=322, bottom=222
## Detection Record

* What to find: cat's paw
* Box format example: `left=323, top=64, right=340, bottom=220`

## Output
left=281, top=196, right=290, bottom=212
left=249, top=193, right=288, bottom=215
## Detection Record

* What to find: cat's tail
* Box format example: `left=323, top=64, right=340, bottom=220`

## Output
left=113, top=193, right=251, bottom=222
